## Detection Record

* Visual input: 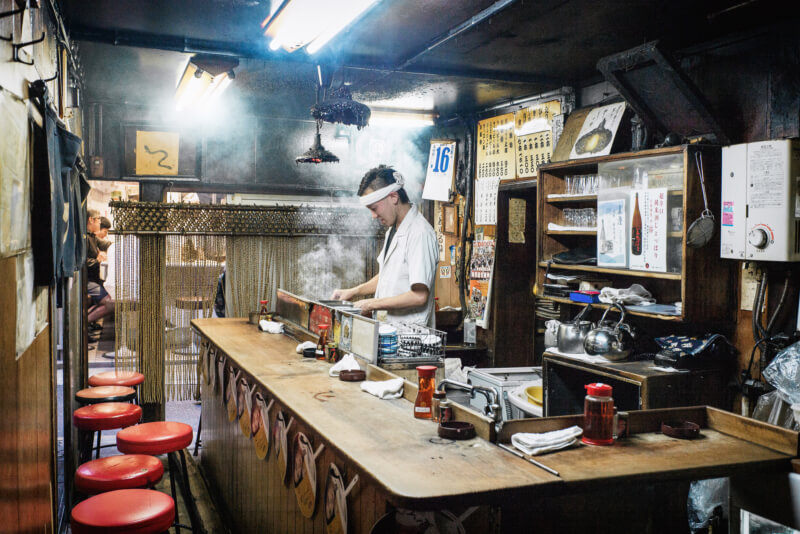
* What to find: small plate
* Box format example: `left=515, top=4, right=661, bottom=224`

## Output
left=661, top=420, right=700, bottom=439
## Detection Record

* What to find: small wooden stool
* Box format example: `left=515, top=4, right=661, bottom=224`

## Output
left=76, top=385, right=136, bottom=405
left=75, top=454, right=164, bottom=494
left=117, top=422, right=196, bottom=533
left=70, top=488, right=174, bottom=533
left=73, top=402, right=142, bottom=462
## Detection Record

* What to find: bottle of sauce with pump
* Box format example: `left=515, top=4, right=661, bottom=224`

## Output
left=316, top=325, right=329, bottom=361
left=414, top=366, right=437, bottom=419
left=582, top=383, right=615, bottom=445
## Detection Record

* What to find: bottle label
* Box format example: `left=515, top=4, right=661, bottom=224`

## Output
left=414, top=407, right=431, bottom=413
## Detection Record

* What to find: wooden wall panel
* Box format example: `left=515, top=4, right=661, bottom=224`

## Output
left=0, top=257, right=54, bottom=534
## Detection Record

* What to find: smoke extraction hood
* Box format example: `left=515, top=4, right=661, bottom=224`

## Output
left=311, top=85, right=371, bottom=130
left=597, top=41, right=729, bottom=144
left=295, top=121, right=340, bottom=164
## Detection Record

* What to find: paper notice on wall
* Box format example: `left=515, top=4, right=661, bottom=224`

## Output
left=628, top=188, right=667, bottom=273
left=474, top=177, right=499, bottom=225
left=508, top=198, right=526, bottom=243
left=423, top=140, right=456, bottom=201
left=470, top=240, right=495, bottom=280
left=597, top=196, right=628, bottom=268
left=470, top=275, right=493, bottom=329
left=748, top=142, right=785, bottom=209
left=0, top=87, right=31, bottom=257
left=476, top=113, right=516, bottom=181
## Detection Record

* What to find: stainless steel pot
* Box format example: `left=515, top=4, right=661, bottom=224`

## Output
left=557, top=305, right=594, bottom=354
left=583, top=303, right=633, bottom=361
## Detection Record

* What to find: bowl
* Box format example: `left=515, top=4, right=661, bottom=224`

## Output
left=526, top=385, right=543, bottom=405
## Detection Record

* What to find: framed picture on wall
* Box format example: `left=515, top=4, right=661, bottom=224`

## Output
left=442, top=204, right=458, bottom=236
left=121, top=122, right=201, bottom=181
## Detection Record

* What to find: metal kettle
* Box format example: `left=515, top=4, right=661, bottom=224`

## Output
left=583, top=303, right=634, bottom=361
left=557, top=304, right=594, bottom=354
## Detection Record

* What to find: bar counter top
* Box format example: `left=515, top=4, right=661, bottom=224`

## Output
left=192, top=318, right=798, bottom=512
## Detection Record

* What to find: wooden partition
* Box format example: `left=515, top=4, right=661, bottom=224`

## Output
left=0, top=257, right=55, bottom=532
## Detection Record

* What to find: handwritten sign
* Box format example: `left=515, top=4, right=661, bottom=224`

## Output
left=423, top=140, right=456, bottom=201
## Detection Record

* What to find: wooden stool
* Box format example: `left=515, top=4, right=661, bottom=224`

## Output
left=73, top=402, right=142, bottom=463
left=117, top=422, right=196, bottom=533
left=75, top=454, right=164, bottom=494
left=76, top=385, right=136, bottom=405
left=70, top=488, right=174, bottom=533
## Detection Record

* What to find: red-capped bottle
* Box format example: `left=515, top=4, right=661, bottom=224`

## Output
left=582, top=382, right=615, bottom=445
left=316, top=325, right=329, bottom=361
left=414, top=366, right=437, bottom=419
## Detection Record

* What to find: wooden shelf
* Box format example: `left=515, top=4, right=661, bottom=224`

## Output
left=546, top=230, right=597, bottom=236
left=546, top=194, right=597, bottom=203
left=538, top=261, right=682, bottom=280
left=538, top=296, right=683, bottom=321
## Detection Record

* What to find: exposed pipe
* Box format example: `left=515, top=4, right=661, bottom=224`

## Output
left=458, top=118, right=476, bottom=326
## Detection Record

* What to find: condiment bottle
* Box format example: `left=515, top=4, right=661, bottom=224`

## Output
left=325, top=342, right=338, bottom=363
left=259, top=300, right=269, bottom=323
left=316, top=325, right=329, bottom=361
left=439, top=399, right=452, bottom=423
left=414, top=365, right=437, bottom=419
left=582, top=383, right=615, bottom=445
left=431, top=390, right=446, bottom=422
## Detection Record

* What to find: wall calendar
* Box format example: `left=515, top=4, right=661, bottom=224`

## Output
left=476, top=113, right=516, bottom=181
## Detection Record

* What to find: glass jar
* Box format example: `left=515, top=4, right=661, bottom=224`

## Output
left=582, top=383, right=615, bottom=445
left=414, top=365, right=437, bottom=419
left=431, top=390, right=446, bottom=422
left=316, top=325, right=329, bottom=361
left=259, top=300, right=269, bottom=323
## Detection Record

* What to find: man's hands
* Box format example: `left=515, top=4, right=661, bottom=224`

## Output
left=331, top=288, right=357, bottom=301
left=353, top=298, right=377, bottom=316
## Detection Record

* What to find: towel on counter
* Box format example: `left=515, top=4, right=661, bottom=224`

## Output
left=511, top=425, right=583, bottom=456
left=360, top=377, right=404, bottom=399
left=295, top=341, right=316, bottom=354
left=259, top=320, right=284, bottom=334
left=329, top=353, right=361, bottom=377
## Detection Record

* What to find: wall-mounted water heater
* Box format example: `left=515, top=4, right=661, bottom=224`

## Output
left=721, top=139, right=800, bottom=261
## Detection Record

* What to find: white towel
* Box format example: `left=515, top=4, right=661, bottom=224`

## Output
left=360, top=378, right=404, bottom=399
left=511, top=425, right=583, bottom=456
left=295, top=341, right=316, bottom=354
left=258, top=320, right=284, bottom=334
left=329, top=353, right=361, bottom=377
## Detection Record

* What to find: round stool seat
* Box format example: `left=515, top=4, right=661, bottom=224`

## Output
left=89, top=371, right=145, bottom=388
left=70, top=488, right=174, bottom=533
left=117, top=422, right=193, bottom=455
left=76, top=385, right=136, bottom=405
left=73, top=403, right=142, bottom=431
left=75, top=454, right=164, bottom=494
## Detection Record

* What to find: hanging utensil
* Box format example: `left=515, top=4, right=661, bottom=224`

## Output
left=686, top=152, right=715, bottom=248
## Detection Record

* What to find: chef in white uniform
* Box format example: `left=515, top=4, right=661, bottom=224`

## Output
left=332, top=165, right=438, bottom=327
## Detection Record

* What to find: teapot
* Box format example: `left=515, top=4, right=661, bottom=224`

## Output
left=556, top=304, right=594, bottom=354
left=583, top=303, right=634, bottom=361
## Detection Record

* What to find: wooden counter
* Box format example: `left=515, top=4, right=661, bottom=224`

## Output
left=193, top=318, right=798, bottom=533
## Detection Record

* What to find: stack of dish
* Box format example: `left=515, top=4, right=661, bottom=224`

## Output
left=420, top=334, right=443, bottom=357
left=378, top=324, right=398, bottom=358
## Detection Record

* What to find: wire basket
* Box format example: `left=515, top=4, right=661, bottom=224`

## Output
left=379, top=323, right=446, bottom=364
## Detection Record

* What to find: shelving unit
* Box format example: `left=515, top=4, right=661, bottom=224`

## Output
left=535, top=145, right=734, bottom=324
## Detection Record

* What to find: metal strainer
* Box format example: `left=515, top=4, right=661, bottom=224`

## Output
left=687, top=152, right=715, bottom=248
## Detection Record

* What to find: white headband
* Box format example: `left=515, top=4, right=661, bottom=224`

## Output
left=359, top=172, right=405, bottom=207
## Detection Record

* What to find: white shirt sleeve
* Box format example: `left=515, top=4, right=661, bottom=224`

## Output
left=406, top=222, right=438, bottom=291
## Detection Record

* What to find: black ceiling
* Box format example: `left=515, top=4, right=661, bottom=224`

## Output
left=62, top=0, right=792, bottom=119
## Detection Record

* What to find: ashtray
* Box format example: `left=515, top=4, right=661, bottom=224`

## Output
left=302, top=347, right=317, bottom=358
left=338, top=370, right=366, bottom=382
left=661, top=420, right=701, bottom=440
left=437, top=421, right=476, bottom=440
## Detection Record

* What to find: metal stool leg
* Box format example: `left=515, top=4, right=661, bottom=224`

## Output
left=95, top=430, right=102, bottom=459
left=167, top=453, right=182, bottom=534
left=193, top=415, right=202, bottom=457
left=178, top=449, right=199, bottom=532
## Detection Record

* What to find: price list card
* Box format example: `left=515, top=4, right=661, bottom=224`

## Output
left=514, top=100, right=561, bottom=178
left=477, top=113, right=516, bottom=181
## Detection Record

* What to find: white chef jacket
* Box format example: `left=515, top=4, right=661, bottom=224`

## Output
left=375, top=205, right=438, bottom=327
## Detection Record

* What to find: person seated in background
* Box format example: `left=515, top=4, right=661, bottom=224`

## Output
left=88, top=240, right=116, bottom=326
left=86, top=211, right=112, bottom=332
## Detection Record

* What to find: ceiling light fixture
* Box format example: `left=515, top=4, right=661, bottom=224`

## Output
left=369, top=107, right=438, bottom=128
left=175, top=55, right=239, bottom=111
left=261, top=0, right=380, bottom=54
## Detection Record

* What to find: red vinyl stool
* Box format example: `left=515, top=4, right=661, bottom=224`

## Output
left=117, top=422, right=196, bottom=533
left=70, top=488, right=175, bottom=534
left=75, top=454, right=164, bottom=494
left=73, top=402, right=142, bottom=463
left=76, top=385, right=136, bottom=405
left=89, top=371, right=145, bottom=403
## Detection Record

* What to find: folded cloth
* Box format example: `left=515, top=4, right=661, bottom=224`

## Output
left=295, top=341, right=317, bottom=354
left=511, top=425, right=583, bottom=456
left=329, top=353, right=361, bottom=377
left=360, top=377, right=404, bottom=399
left=259, top=320, right=284, bottom=334
left=599, top=284, right=655, bottom=306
